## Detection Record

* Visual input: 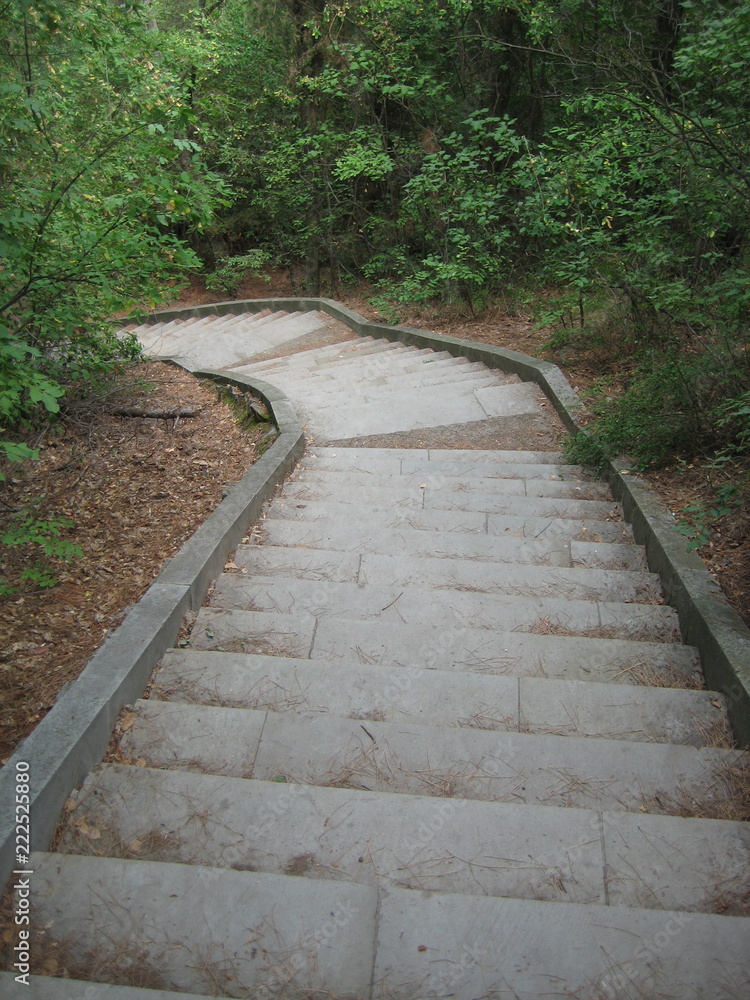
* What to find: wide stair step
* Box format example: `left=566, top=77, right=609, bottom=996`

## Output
left=25, top=853, right=750, bottom=998
left=116, top=698, right=743, bottom=815
left=189, top=606, right=701, bottom=683
left=61, top=763, right=750, bottom=912
left=152, top=649, right=717, bottom=743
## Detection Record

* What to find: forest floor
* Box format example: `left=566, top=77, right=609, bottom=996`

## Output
left=1, top=270, right=747, bottom=764
left=0, top=362, right=269, bottom=763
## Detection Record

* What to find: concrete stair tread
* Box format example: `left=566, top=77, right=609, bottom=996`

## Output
left=154, top=648, right=719, bottom=743
left=308, top=445, right=568, bottom=463
left=61, top=763, right=750, bottom=913
left=290, top=466, right=611, bottom=500
left=250, top=345, right=457, bottom=374
left=254, top=516, right=647, bottom=569
left=230, top=543, right=662, bottom=602
left=190, top=606, right=701, bottom=683
left=234, top=342, right=386, bottom=375
left=29, top=852, right=377, bottom=998
left=118, top=699, right=746, bottom=815
left=265, top=496, right=636, bottom=544
left=279, top=477, right=623, bottom=518
left=253, top=354, right=495, bottom=381
left=372, top=889, right=750, bottom=1000
left=160, top=311, right=331, bottom=366
left=207, top=573, right=682, bottom=643
left=25, top=852, right=750, bottom=999
left=236, top=341, right=424, bottom=379
left=299, top=452, right=593, bottom=480
left=233, top=337, right=401, bottom=373
left=286, top=379, right=537, bottom=416
left=0, top=978, right=223, bottom=1000
left=263, top=368, right=504, bottom=394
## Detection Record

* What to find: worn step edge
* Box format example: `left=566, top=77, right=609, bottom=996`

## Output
left=153, top=648, right=719, bottom=743
left=119, top=700, right=746, bottom=815
left=0, top=977, right=222, bottom=1000
left=289, top=466, right=612, bottom=500
left=280, top=480, right=623, bottom=521
left=299, top=453, right=592, bottom=480
left=265, top=497, right=636, bottom=544
left=230, top=543, right=662, bottom=603
left=308, top=445, right=567, bottom=463
left=60, top=763, right=750, bottom=914
left=253, top=517, right=646, bottom=570
left=208, top=574, right=682, bottom=644
left=190, top=607, right=701, bottom=684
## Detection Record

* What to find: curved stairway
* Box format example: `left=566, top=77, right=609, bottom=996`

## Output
left=12, top=309, right=750, bottom=1000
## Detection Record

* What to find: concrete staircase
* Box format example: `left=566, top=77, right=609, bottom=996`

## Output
left=14, top=310, right=750, bottom=999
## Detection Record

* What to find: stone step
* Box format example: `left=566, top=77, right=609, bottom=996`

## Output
left=254, top=516, right=647, bottom=569
left=154, top=648, right=719, bottom=743
left=237, top=310, right=333, bottom=348
left=234, top=336, right=393, bottom=374
left=118, top=699, right=745, bottom=815
left=250, top=344, right=448, bottom=377
left=267, top=343, right=443, bottom=374
left=207, top=574, right=681, bottom=643
left=308, top=445, right=568, bottom=464
left=270, top=367, right=503, bottom=395
left=171, top=311, right=327, bottom=364
left=290, top=379, right=543, bottom=427
left=299, top=451, right=591, bottom=481
left=235, top=308, right=293, bottom=329
left=139, top=316, right=221, bottom=352
left=0, top=978, right=217, bottom=1000
left=136, top=315, right=204, bottom=345
left=190, top=607, right=701, bottom=684
left=170, top=313, right=309, bottom=354
left=279, top=477, right=623, bottom=519
left=233, top=338, right=403, bottom=377
left=371, top=889, right=750, bottom=1000
left=29, top=852, right=378, bottom=998
left=288, top=467, right=613, bottom=501
left=60, top=763, right=750, bottom=913
left=265, top=496, right=636, bottom=544
left=27, top=851, right=750, bottom=999
left=230, top=543, right=662, bottom=603
left=282, top=382, right=547, bottom=441
left=255, top=351, right=488, bottom=383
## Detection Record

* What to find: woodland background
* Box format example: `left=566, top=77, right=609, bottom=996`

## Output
left=1, top=0, right=749, bottom=570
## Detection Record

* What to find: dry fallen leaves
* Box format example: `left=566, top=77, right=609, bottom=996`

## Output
left=0, top=361, right=267, bottom=763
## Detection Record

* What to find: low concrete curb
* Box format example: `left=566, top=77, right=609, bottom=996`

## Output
left=139, top=296, right=750, bottom=745
left=0, top=375, right=305, bottom=891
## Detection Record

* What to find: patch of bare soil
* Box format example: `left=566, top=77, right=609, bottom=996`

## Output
left=0, top=361, right=269, bottom=763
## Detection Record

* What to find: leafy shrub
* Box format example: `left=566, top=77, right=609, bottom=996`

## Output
left=205, top=251, right=274, bottom=296
left=0, top=506, right=82, bottom=596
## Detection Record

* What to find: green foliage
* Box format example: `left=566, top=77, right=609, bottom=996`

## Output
left=2, top=0, right=748, bottom=487
left=0, top=506, right=82, bottom=596
left=0, top=0, right=226, bottom=440
left=563, top=430, right=609, bottom=473
left=205, top=251, right=273, bottom=297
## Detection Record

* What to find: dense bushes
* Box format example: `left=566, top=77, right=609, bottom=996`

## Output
left=2, top=0, right=748, bottom=476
